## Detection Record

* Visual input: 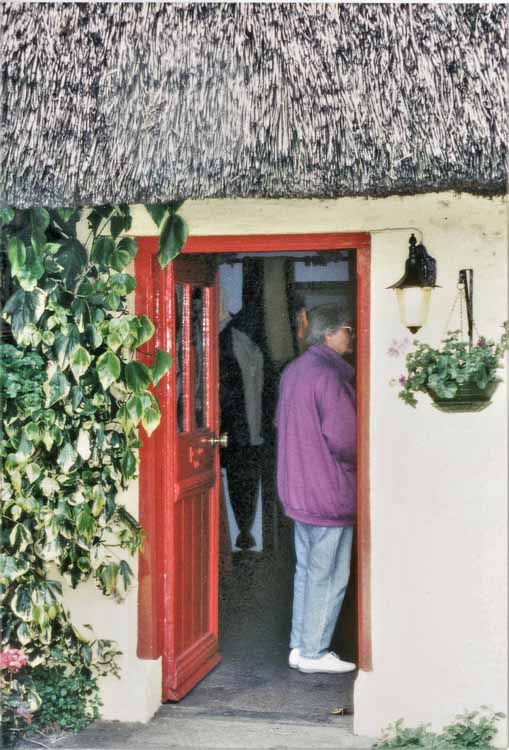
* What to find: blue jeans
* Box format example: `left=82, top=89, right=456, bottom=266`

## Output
left=290, top=522, right=354, bottom=659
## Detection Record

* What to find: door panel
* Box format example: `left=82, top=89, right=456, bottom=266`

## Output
left=135, top=244, right=221, bottom=701
left=167, top=256, right=220, bottom=700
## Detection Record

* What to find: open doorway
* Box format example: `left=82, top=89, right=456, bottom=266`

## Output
left=178, top=250, right=359, bottom=718
left=135, top=232, right=371, bottom=711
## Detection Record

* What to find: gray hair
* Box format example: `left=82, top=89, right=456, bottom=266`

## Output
left=306, top=304, right=351, bottom=346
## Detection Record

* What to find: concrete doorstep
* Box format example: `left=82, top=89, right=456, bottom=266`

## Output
left=19, top=707, right=376, bottom=750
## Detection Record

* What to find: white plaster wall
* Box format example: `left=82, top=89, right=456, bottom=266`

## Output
left=61, top=478, right=162, bottom=722
left=68, top=194, right=507, bottom=738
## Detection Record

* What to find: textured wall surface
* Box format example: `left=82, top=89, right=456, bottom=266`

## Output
left=1, top=3, right=506, bottom=207
left=64, top=194, right=507, bottom=742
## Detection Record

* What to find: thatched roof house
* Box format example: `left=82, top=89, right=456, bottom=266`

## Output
left=1, top=3, right=506, bottom=208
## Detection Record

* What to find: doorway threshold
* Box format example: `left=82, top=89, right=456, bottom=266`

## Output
left=178, top=550, right=357, bottom=724
left=26, top=708, right=374, bottom=750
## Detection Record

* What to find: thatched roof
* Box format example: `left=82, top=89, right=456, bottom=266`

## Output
left=1, top=3, right=506, bottom=208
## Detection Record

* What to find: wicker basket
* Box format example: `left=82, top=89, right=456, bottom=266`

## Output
left=428, top=381, right=499, bottom=413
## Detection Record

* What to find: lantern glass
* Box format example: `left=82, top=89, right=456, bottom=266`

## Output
left=396, top=287, right=432, bottom=333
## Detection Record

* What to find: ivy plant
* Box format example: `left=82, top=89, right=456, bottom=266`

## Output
left=145, top=201, right=189, bottom=268
left=374, top=707, right=505, bottom=748
left=0, top=203, right=182, bottom=732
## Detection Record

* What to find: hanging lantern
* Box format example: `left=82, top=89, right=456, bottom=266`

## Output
left=388, top=234, right=438, bottom=333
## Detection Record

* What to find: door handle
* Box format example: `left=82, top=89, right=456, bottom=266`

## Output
left=203, top=433, right=228, bottom=448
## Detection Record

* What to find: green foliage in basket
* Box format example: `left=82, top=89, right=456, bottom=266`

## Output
left=398, top=324, right=508, bottom=407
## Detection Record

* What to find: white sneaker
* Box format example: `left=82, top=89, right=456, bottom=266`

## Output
left=298, top=651, right=356, bottom=674
left=288, top=648, right=301, bottom=669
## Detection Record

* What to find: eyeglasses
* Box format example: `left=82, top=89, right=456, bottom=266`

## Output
left=341, top=326, right=355, bottom=335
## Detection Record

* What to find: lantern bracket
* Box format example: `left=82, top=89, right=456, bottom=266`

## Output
left=387, top=234, right=438, bottom=290
left=458, top=268, right=474, bottom=349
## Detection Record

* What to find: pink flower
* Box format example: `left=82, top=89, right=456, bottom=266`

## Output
left=16, top=705, right=33, bottom=724
left=0, top=649, right=28, bottom=672
left=387, top=338, right=412, bottom=358
left=399, top=375, right=407, bottom=386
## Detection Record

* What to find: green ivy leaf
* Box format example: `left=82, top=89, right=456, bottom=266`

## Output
left=48, top=207, right=79, bottom=239
left=26, top=462, right=42, bottom=484
left=17, top=622, right=32, bottom=646
left=31, top=208, right=50, bottom=251
left=71, top=386, right=85, bottom=411
left=121, top=449, right=137, bottom=481
left=16, top=249, right=45, bottom=292
left=110, top=273, right=136, bottom=296
left=125, top=361, right=152, bottom=394
left=117, top=237, right=138, bottom=257
left=167, top=200, right=186, bottom=214
left=87, top=205, right=114, bottom=236
left=54, top=326, right=81, bottom=370
left=110, top=238, right=138, bottom=272
left=31, top=207, right=50, bottom=231
left=41, top=477, right=60, bottom=497
left=85, top=323, right=103, bottom=350
left=71, top=298, right=88, bottom=332
left=24, top=422, right=40, bottom=442
left=70, top=346, right=92, bottom=382
left=0, top=206, right=15, bottom=225
left=140, top=393, right=161, bottom=436
left=126, top=395, right=143, bottom=424
left=7, top=236, right=26, bottom=275
left=57, top=442, right=78, bottom=473
left=158, top=213, right=189, bottom=269
left=96, top=351, right=121, bottom=390
left=117, top=404, right=131, bottom=432
left=91, top=485, right=106, bottom=517
left=145, top=204, right=167, bottom=227
left=9, top=504, right=22, bottom=521
left=10, top=585, right=33, bottom=622
left=18, top=432, right=34, bottom=458
left=0, top=553, right=30, bottom=582
left=119, top=559, right=132, bottom=591
left=2, top=289, right=46, bottom=342
left=55, top=239, right=88, bottom=291
left=76, top=429, right=92, bottom=461
left=135, top=315, right=155, bottom=347
left=76, top=508, right=96, bottom=542
left=45, top=370, right=71, bottom=407
left=10, top=469, right=22, bottom=492
left=100, top=562, right=119, bottom=596
left=71, top=623, right=94, bottom=643
left=56, top=208, right=75, bottom=223
left=110, top=214, right=128, bottom=240
left=151, top=349, right=172, bottom=386
left=9, top=523, right=33, bottom=553
left=106, top=292, right=121, bottom=310
left=91, top=236, right=115, bottom=266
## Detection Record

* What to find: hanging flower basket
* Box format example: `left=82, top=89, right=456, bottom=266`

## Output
left=428, top=380, right=499, bottom=413
left=395, top=324, right=508, bottom=411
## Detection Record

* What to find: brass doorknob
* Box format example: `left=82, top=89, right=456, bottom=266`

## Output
left=204, top=433, right=228, bottom=448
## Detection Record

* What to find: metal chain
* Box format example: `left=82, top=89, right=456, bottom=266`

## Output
left=442, top=278, right=478, bottom=345
left=459, top=283, right=464, bottom=341
left=442, top=289, right=460, bottom=340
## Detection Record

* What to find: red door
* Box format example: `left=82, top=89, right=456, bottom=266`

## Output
left=136, top=245, right=221, bottom=701
left=136, top=231, right=372, bottom=702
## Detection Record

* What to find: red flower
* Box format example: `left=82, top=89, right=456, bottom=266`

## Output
left=0, top=649, right=28, bottom=672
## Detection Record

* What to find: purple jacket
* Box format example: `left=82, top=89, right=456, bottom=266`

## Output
left=276, top=344, right=356, bottom=527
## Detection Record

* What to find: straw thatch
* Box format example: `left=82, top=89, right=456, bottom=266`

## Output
left=1, top=3, right=506, bottom=208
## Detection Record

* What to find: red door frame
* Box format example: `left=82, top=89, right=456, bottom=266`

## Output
left=135, top=231, right=372, bottom=677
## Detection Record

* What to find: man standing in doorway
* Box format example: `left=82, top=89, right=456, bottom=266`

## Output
left=276, top=304, right=356, bottom=674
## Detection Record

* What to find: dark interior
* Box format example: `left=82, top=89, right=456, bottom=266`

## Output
left=180, top=250, right=358, bottom=720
